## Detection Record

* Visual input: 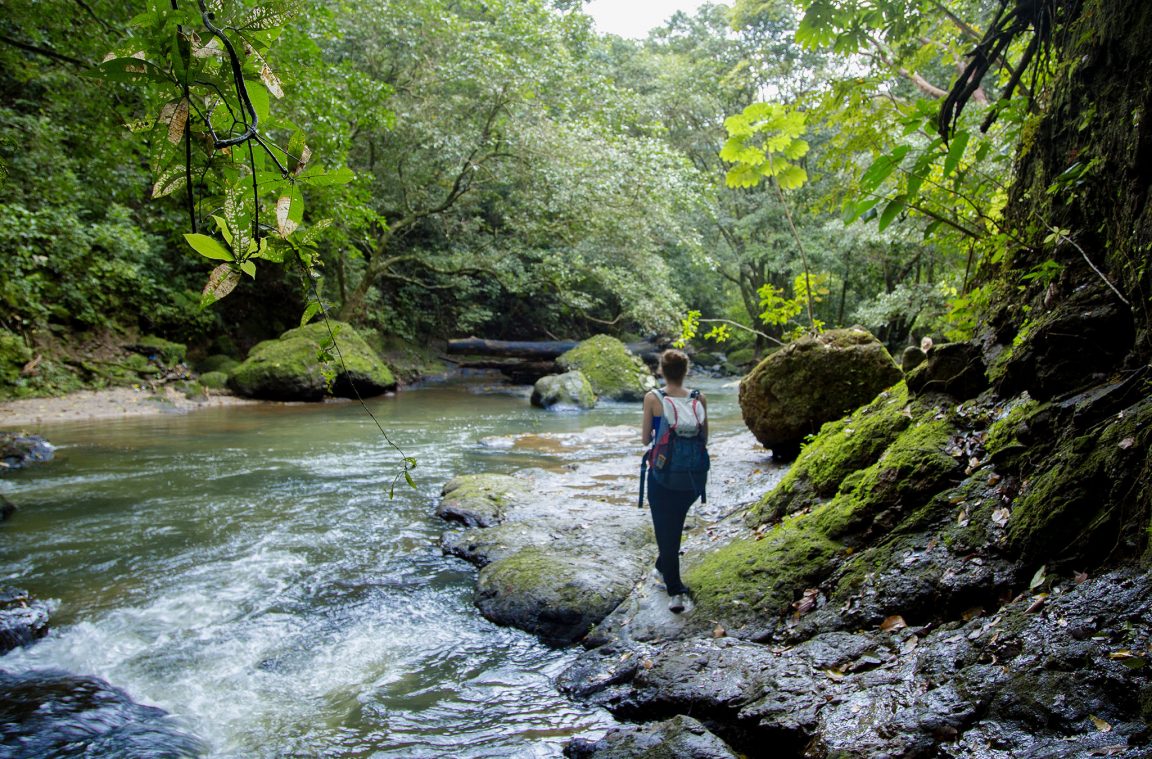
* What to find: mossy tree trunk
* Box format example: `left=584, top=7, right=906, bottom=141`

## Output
left=994, top=0, right=1152, bottom=363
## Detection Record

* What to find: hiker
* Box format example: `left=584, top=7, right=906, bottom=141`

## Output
left=641, top=349, right=708, bottom=613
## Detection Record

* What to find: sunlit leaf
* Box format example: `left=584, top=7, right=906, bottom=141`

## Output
left=184, top=233, right=233, bottom=261
left=201, top=264, right=240, bottom=306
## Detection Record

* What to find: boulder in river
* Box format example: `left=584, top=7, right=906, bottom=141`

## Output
left=228, top=321, right=396, bottom=402
left=437, top=474, right=528, bottom=528
left=0, top=433, right=55, bottom=470
left=530, top=370, right=597, bottom=410
left=556, top=335, right=656, bottom=402
left=738, top=328, right=902, bottom=459
left=0, top=586, right=51, bottom=654
left=0, top=669, right=207, bottom=756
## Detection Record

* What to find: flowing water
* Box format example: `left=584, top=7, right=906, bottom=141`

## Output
left=0, top=376, right=742, bottom=757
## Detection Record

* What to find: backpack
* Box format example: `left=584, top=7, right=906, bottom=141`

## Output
left=643, top=389, right=710, bottom=502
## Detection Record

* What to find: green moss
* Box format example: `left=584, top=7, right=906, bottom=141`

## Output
left=0, top=331, right=33, bottom=388
left=134, top=336, right=186, bottom=366
left=984, top=397, right=1043, bottom=458
left=557, top=335, right=654, bottom=401
left=685, top=512, right=845, bottom=624
left=810, top=419, right=959, bottom=543
left=196, top=354, right=239, bottom=374
left=198, top=371, right=229, bottom=390
left=726, top=348, right=758, bottom=368
left=750, top=383, right=914, bottom=525
left=1009, top=396, right=1152, bottom=562
left=230, top=321, right=394, bottom=401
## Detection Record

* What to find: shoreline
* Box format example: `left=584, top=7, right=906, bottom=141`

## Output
left=0, top=386, right=262, bottom=430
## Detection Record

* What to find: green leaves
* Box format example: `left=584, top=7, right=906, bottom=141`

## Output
left=184, top=233, right=233, bottom=261
left=721, top=103, right=810, bottom=191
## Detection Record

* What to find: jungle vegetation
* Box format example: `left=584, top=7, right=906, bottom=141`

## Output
left=1, top=0, right=1147, bottom=395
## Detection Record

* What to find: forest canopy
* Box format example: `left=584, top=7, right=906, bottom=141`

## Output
left=0, top=0, right=1092, bottom=381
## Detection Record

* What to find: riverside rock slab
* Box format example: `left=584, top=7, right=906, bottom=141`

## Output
left=437, top=473, right=528, bottom=528
left=739, top=328, right=901, bottom=459
left=564, top=714, right=739, bottom=758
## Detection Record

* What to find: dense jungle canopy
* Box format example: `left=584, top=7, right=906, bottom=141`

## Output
left=1, top=0, right=1149, bottom=397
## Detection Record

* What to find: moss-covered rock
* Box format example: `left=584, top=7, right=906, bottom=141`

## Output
left=557, top=335, right=655, bottom=402
left=751, top=383, right=914, bottom=524
left=905, top=341, right=989, bottom=400
left=1007, top=395, right=1152, bottom=564
left=198, top=371, right=229, bottom=391
left=438, top=474, right=528, bottom=527
left=475, top=546, right=637, bottom=646
left=685, top=513, right=845, bottom=630
left=739, top=328, right=902, bottom=459
left=228, top=321, right=395, bottom=401
left=129, top=336, right=187, bottom=366
left=530, top=371, right=597, bottom=410
left=196, top=354, right=239, bottom=375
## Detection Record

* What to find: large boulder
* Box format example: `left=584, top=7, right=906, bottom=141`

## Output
left=739, top=328, right=902, bottom=459
left=228, top=321, right=396, bottom=402
left=556, top=335, right=655, bottom=402
left=531, top=371, right=597, bottom=410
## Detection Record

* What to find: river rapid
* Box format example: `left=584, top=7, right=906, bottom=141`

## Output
left=0, top=376, right=741, bottom=757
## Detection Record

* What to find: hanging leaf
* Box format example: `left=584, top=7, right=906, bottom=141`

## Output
left=300, top=301, right=323, bottom=326
left=166, top=98, right=190, bottom=144
left=877, top=195, right=907, bottom=231
left=152, top=164, right=187, bottom=198
left=184, top=233, right=234, bottom=261
left=943, top=131, right=971, bottom=178
left=859, top=145, right=910, bottom=194
left=260, top=64, right=284, bottom=99
left=239, top=261, right=257, bottom=279
left=201, top=264, right=240, bottom=306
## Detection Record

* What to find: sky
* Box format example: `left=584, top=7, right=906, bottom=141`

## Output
left=582, top=0, right=713, bottom=39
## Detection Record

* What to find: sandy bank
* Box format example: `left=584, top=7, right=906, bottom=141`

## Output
left=0, top=387, right=261, bottom=430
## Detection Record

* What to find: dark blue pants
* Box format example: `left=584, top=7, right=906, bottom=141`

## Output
left=647, top=474, right=698, bottom=595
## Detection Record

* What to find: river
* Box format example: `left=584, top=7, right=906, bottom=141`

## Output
left=0, top=376, right=743, bottom=757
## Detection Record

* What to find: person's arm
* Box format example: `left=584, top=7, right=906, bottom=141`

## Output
left=642, top=391, right=658, bottom=446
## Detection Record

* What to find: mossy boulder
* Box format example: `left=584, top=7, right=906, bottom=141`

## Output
left=556, top=335, right=655, bottom=402
left=197, top=371, right=229, bottom=391
left=437, top=474, right=529, bottom=528
left=739, top=328, right=902, bottom=459
left=475, top=547, right=639, bottom=646
left=530, top=371, right=597, bottom=410
left=228, top=321, right=395, bottom=402
left=196, top=354, right=239, bottom=375
left=751, top=383, right=914, bottom=524
left=687, top=400, right=962, bottom=633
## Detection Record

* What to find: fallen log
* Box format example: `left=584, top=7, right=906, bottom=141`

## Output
left=447, top=338, right=579, bottom=359
left=447, top=337, right=664, bottom=360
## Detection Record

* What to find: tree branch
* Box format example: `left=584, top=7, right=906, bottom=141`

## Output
left=0, top=33, right=86, bottom=67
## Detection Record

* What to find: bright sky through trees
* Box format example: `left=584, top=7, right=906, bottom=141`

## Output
left=583, top=0, right=714, bottom=38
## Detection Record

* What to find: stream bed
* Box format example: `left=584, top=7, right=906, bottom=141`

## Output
left=0, top=376, right=742, bottom=757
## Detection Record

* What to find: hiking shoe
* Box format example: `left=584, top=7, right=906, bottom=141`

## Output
left=668, top=594, right=687, bottom=613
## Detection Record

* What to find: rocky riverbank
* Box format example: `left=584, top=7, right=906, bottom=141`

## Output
left=0, top=385, right=259, bottom=429
left=435, top=377, right=1152, bottom=758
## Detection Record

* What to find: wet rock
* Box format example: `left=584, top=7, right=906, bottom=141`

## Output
left=437, top=447, right=654, bottom=646
left=993, top=283, right=1134, bottom=401
left=229, top=321, right=395, bottom=401
left=739, top=328, right=902, bottom=459
left=0, top=669, right=206, bottom=757
left=906, top=341, right=989, bottom=400
left=531, top=371, right=597, bottom=410
left=556, top=335, right=656, bottom=402
left=0, top=587, right=50, bottom=654
left=565, top=714, right=739, bottom=758
left=437, top=474, right=528, bottom=527
left=901, top=345, right=927, bottom=373
left=0, top=433, right=55, bottom=470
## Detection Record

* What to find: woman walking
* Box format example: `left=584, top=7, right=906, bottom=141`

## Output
left=641, top=349, right=707, bottom=613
